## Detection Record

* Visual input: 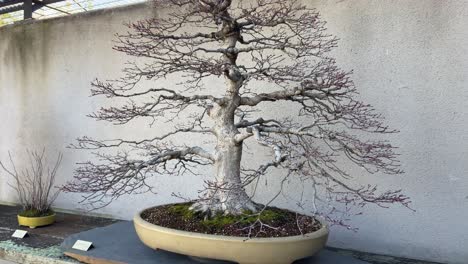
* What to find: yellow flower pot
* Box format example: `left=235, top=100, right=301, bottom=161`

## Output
left=134, top=208, right=328, bottom=264
left=17, top=213, right=56, bottom=228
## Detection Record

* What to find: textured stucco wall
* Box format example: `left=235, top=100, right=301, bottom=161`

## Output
left=1, top=1, right=468, bottom=263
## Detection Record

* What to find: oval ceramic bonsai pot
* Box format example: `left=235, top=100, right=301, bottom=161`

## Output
left=134, top=207, right=329, bottom=264
left=17, top=213, right=56, bottom=229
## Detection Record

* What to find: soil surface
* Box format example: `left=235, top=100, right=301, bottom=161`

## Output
left=141, top=202, right=322, bottom=238
left=18, top=209, right=55, bottom=217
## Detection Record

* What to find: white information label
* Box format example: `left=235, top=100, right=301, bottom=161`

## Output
left=72, top=240, right=93, bottom=251
left=12, top=230, right=28, bottom=238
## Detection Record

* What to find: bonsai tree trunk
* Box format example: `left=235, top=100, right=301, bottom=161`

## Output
left=191, top=72, right=257, bottom=215
left=190, top=15, right=258, bottom=215
left=200, top=135, right=258, bottom=215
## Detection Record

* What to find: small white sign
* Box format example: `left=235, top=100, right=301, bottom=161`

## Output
left=72, top=240, right=93, bottom=251
left=12, top=230, right=28, bottom=238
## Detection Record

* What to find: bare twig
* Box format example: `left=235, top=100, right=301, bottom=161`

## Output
left=0, top=149, right=63, bottom=213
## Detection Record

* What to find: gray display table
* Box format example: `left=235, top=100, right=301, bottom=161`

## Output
left=61, top=221, right=369, bottom=264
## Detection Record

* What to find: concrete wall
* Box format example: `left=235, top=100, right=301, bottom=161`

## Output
left=1, top=1, right=467, bottom=263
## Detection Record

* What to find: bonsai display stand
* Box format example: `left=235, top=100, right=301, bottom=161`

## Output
left=61, top=221, right=369, bottom=264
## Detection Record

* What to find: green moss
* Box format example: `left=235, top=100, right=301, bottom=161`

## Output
left=18, top=209, right=55, bottom=217
left=168, top=203, right=288, bottom=228
left=169, top=204, right=198, bottom=220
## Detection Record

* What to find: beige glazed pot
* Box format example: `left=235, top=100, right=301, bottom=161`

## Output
left=134, top=208, right=329, bottom=264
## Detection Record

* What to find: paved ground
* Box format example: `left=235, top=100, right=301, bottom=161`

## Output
left=0, top=205, right=118, bottom=249
left=0, top=260, right=16, bottom=264
left=0, top=204, right=117, bottom=263
left=328, top=248, right=442, bottom=264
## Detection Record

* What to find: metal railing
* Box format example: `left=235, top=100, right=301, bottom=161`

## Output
left=0, top=0, right=145, bottom=26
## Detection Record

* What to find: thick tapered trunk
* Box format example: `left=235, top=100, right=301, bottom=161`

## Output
left=212, top=137, right=257, bottom=214
left=190, top=136, right=257, bottom=215
left=190, top=14, right=257, bottom=215
left=190, top=109, right=258, bottom=215
left=190, top=101, right=257, bottom=215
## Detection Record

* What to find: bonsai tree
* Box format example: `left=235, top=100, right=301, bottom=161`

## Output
left=63, top=0, right=410, bottom=223
left=0, top=150, right=62, bottom=218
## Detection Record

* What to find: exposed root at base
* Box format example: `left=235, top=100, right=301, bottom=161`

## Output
left=189, top=198, right=260, bottom=217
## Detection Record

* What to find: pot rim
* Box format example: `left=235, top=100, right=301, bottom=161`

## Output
left=134, top=205, right=329, bottom=242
